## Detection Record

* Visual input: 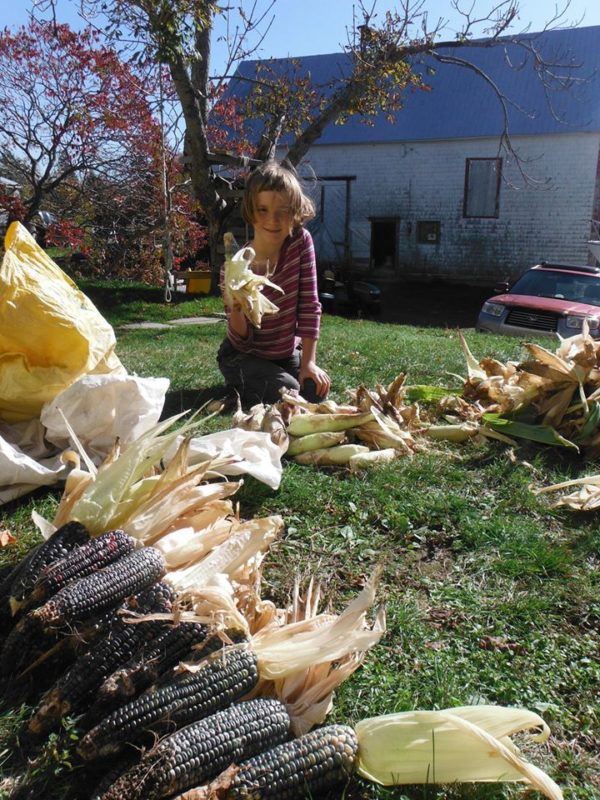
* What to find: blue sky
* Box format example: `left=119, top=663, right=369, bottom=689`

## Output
left=2, top=0, right=599, bottom=76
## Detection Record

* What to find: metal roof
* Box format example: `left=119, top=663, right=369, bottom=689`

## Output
left=230, top=25, right=600, bottom=144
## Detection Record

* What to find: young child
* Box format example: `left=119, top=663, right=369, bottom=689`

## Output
left=217, top=161, right=331, bottom=407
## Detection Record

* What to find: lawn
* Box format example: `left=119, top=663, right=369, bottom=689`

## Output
left=0, top=281, right=598, bottom=800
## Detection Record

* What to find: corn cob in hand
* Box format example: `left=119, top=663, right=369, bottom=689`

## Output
left=222, top=236, right=283, bottom=328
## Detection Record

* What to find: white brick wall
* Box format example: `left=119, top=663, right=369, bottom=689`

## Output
left=299, top=133, right=600, bottom=284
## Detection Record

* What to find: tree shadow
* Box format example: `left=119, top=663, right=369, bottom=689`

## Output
left=378, top=280, right=495, bottom=328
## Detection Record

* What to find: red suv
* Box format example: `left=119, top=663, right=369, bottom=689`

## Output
left=476, top=262, right=600, bottom=339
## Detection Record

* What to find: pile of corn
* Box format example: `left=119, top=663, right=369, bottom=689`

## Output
left=232, top=324, right=600, bottom=484
left=0, top=414, right=387, bottom=798
left=232, top=377, right=480, bottom=470
left=0, top=415, right=563, bottom=799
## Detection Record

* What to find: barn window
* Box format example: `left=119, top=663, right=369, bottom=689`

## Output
left=417, top=220, right=440, bottom=244
left=463, top=158, right=502, bottom=218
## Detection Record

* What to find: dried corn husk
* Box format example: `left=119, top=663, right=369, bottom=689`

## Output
left=233, top=401, right=288, bottom=451
left=251, top=570, right=385, bottom=681
left=354, top=406, right=415, bottom=453
left=355, top=705, right=562, bottom=799
left=279, top=392, right=359, bottom=415
left=165, top=515, right=283, bottom=592
left=232, top=401, right=266, bottom=431
left=260, top=405, right=288, bottom=450
left=47, top=413, right=204, bottom=537
left=222, top=238, right=283, bottom=328
left=534, top=473, right=600, bottom=510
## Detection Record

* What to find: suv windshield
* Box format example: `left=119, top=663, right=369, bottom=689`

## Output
left=510, top=270, right=600, bottom=307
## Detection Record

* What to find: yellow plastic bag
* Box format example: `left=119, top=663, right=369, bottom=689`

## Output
left=0, top=222, right=125, bottom=423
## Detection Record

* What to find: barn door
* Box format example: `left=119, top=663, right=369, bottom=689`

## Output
left=309, top=179, right=350, bottom=265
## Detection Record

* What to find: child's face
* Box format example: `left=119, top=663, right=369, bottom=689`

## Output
left=251, top=191, right=293, bottom=252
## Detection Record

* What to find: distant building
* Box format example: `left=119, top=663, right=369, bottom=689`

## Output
left=230, top=25, right=600, bottom=284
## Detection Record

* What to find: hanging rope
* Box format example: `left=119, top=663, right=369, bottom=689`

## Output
left=158, top=65, right=174, bottom=303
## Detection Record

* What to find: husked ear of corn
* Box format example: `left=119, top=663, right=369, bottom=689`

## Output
left=294, top=444, right=369, bottom=466
left=14, top=529, right=136, bottom=616
left=89, top=619, right=214, bottom=717
left=30, top=546, right=167, bottom=628
left=3, top=521, right=90, bottom=617
left=286, top=431, right=346, bottom=455
left=349, top=448, right=398, bottom=471
left=98, top=698, right=291, bottom=800
left=185, top=724, right=359, bottom=800
left=0, top=547, right=167, bottom=675
left=26, top=581, right=175, bottom=737
left=287, top=411, right=374, bottom=437
left=78, top=646, right=259, bottom=761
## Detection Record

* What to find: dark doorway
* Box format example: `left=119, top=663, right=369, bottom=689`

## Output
left=370, top=218, right=398, bottom=270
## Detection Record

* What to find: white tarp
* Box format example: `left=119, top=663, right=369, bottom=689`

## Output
left=0, top=374, right=168, bottom=505
left=0, top=374, right=284, bottom=505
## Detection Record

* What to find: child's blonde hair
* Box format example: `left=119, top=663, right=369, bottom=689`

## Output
left=242, top=161, right=315, bottom=232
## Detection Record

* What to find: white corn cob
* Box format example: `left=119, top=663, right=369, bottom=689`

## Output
left=286, top=431, right=346, bottom=456
left=294, top=444, right=369, bottom=466
left=349, top=448, right=398, bottom=471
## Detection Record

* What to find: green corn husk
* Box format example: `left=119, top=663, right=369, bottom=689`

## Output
left=574, top=400, right=600, bottom=443
left=405, top=384, right=460, bottom=403
left=482, top=413, right=579, bottom=450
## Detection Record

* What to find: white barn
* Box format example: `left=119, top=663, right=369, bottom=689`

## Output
left=231, top=25, right=600, bottom=285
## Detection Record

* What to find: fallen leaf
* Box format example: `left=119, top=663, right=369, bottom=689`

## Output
left=0, top=530, right=16, bottom=547
left=479, top=635, right=526, bottom=654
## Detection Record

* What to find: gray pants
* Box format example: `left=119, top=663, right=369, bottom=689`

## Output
left=217, top=338, right=321, bottom=406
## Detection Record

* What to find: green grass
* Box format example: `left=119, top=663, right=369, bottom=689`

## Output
left=0, top=281, right=598, bottom=799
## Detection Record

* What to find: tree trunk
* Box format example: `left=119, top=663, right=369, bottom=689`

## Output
left=284, top=90, right=356, bottom=167
left=207, top=213, right=224, bottom=294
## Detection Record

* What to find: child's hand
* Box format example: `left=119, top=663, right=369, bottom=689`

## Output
left=223, top=286, right=242, bottom=312
left=300, top=362, right=331, bottom=398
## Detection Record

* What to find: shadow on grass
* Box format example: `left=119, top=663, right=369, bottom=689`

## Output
left=160, top=386, right=230, bottom=418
